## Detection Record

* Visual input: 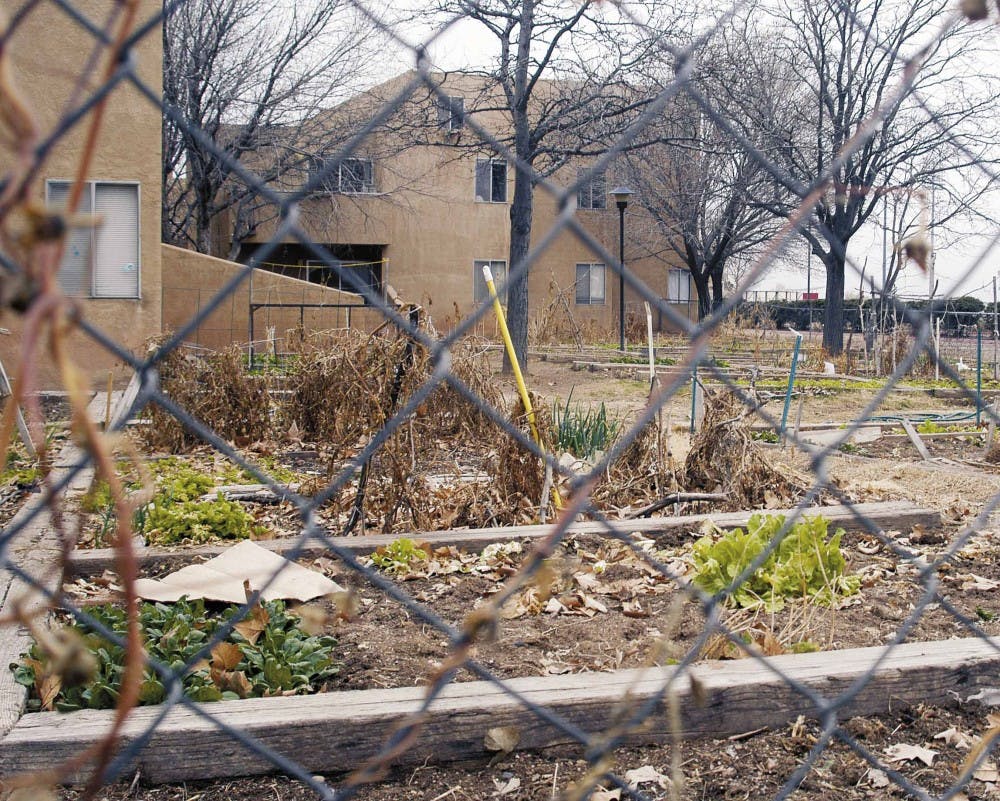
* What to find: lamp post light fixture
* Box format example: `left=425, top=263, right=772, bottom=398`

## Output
left=610, top=185, right=633, bottom=352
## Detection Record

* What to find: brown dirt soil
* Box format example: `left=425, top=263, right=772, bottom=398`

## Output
left=61, top=701, right=1000, bottom=800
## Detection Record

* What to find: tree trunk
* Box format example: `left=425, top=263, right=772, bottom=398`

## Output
left=710, top=269, right=725, bottom=312
left=504, top=161, right=533, bottom=373
left=822, top=251, right=846, bottom=355
left=691, top=270, right=711, bottom=320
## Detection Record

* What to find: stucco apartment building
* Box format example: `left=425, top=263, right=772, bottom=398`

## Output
left=0, top=0, right=164, bottom=385
left=230, top=72, right=695, bottom=337
left=0, top=0, right=363, bottom=384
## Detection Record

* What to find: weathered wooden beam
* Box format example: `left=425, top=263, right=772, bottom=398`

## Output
left=880, top=431, right=981, bottom=441
left=68, top=501, right=939, bottom=576
left=900, top=419, right=932, bottom=461
left=2, top=636, right=997, bottom=784
left=197, top=484, right=299, bottom=503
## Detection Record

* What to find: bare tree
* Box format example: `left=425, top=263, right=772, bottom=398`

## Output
left=621, top=32, right=790, bottom=320
left=162, top=0, right=381, bottom=258
left=750, top=0, right=999, bottom=354
left=421, top=0, right=682, bottom=370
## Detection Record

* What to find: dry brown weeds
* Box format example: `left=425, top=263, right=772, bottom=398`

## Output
left=143, top=343, right=271, bottom=451
left=684, top=387, right=807, bottom=509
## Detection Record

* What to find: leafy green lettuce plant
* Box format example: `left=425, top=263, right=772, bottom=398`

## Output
left=691, top=514, right=860, bottom=610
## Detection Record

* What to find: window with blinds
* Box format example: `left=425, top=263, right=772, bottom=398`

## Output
left=575, top=263, right=606, bottom=305
left=46, top=180, right=140, bottom=298
left=474, top=159, right=507, bottom=203
left=667, top=268, right=691, bottom=303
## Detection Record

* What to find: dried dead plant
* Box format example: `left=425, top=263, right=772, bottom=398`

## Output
left=684, top=387, right=806, bottom=509
left=591, top=414, right=680, bottom=510
left=529, top=277, right=584, bottom=348
left=0, top=3, right=148, bottom=794
left=484, top=392, right=557, bottom=525
left=143, top=343, right=271, bottom=451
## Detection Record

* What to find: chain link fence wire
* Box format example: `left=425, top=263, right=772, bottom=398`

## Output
left=2, top=0, right=1000, bottom=798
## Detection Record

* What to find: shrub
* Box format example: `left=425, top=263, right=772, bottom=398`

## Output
left=12, top=598, right=339, bottom=711
left=692, top=514, right=860, bottom=610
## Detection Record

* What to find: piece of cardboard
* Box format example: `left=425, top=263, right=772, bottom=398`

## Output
left=134, top=540, right=342, bottom=603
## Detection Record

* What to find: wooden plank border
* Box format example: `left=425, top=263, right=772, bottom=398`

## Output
left=0, top=447, right=91, bottom=738
left=2, top=636, right=997, bottom=784
left=68, top=501, right=940, bottom=576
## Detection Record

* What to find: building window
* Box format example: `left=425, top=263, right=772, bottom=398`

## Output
left=473, top=259, right=507, bottom=303
left=577, top=169, right=606, bottom=210
left=475, top=159, right=507, bottom=203
left=310, top=157, right=375, bottom=194
left=46, top=180, right=140, bottom=299
left=667, top=268, right=692, bottom=302
left=437, top=95, right=464, bottom=131
left=575, top=263, right=606, bottom=305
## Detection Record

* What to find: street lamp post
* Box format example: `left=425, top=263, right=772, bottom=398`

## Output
left=610, top=186, right=633, bottom=352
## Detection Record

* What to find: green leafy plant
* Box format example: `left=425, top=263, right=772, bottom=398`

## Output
left=371, top=538, right=430, bottom=575
left=552, top=391, right=621, bottom=459
left=917, top=419, right=944, bottom=435
left=85, top=460, right=266, bottom=546
left=691, top=514, right=860, bottom=611
left=752, top=430, right=780, bottom=444
left=12, top=598, right=338, bottom=712
left=140, top=494, right=264, bottom=545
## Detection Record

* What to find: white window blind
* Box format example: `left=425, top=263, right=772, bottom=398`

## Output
left=575, top=263, right=606, bottom=305
left=47, top=181, right=139, bottom=298
left=667, top=268, right=691, bottom=303
left=46, top=181, right=91, bottom=297
left=93, top=184, right=139, bottom=297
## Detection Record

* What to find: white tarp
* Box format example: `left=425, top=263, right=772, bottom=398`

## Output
left=134, top=540, right=343, bottom=603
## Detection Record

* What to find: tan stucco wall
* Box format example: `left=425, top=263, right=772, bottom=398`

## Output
left=0, top=0, right=163, bottom=388
left=161, top=245, right=385, bottom=350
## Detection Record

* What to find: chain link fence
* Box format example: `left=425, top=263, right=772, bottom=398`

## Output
left=2, top=0, right=1000, bottom=799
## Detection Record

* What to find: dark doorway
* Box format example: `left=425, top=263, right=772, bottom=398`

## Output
left=238, top=243, right=384, bottom=301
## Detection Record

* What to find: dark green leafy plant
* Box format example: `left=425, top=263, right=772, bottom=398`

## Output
left=691, top=514, right=860, bottom=611
left=12, top=598, right=338, bottom=712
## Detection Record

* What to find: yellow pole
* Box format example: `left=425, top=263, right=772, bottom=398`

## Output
left=483, top=265, right=562, bottom=511
left=483, top=266, right=540, bottom=444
